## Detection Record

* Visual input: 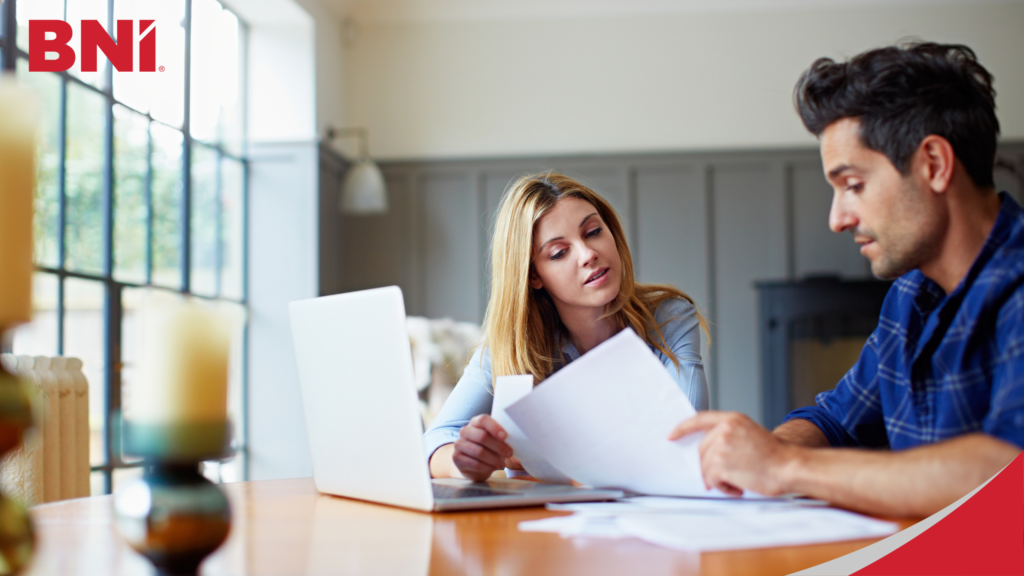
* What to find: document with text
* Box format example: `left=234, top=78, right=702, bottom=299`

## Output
left=505, top=329, right=725, bottom=497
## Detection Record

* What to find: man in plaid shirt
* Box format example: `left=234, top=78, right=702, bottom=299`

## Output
left=670, top=42, right=1023, bottom=517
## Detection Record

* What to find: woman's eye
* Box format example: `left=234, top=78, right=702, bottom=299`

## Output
left=551, top=248, right=567, bottom=261
left=585, top=227, right=602, bottom=238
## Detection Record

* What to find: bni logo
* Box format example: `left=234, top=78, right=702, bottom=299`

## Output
left=28, top=20, right=157, bottom=73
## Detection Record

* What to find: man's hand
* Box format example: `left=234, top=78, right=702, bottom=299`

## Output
left=453, top=415, right=513, bottom=482
left=668, top=411, right=797, bottom=496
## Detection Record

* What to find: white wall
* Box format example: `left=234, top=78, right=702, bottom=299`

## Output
left=292, top=0, right=351, bottom=138
left=234, top=0, right=337, bottom=480
left=343, top=1, right=1024, bottom=160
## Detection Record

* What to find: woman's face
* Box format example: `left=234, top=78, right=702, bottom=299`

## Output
left=529, top=197, right=622, bottom=313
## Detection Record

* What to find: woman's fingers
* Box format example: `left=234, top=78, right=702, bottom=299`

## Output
left=454, top=437, right=504, bottom=469
left=462, top=418, right=513, bottom=459
left=470, top=414, right=508, bottom=442
left=452, top=452, right=495, bottom=482
left=505, top=456, right=524, bottom=470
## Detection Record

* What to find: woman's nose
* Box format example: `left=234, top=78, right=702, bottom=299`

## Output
left=578, top=243, right=599, bottom=266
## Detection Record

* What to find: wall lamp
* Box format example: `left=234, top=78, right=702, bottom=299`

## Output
left=325, top=126, right=388, bottom=215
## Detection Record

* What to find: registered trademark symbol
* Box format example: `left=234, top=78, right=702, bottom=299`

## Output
left=159, top=66, right=165, bottom=72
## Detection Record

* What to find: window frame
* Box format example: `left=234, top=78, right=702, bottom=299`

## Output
left=0, top=0, right=250, bottom=493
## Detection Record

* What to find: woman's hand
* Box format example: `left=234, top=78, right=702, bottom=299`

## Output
left=453, top=415, right=514, bottom=482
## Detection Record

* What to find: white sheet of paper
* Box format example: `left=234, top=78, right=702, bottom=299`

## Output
left=505, top=329, right=714, bottom=497
left=547, top=496, right=828, bottom=515
left=491, top=375, right=574, bottom=484
left=518, top=508, right=897, bottom=552
left=615, top=508, right=898, bottom=551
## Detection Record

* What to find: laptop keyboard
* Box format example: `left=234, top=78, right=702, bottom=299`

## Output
left=432, top=484, right=521, bottom=499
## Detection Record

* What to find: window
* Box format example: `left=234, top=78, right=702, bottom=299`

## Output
left=0, top=0, right=248, bottom=494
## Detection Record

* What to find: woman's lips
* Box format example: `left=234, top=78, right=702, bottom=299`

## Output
left=585, top=267, right=610, bottom=286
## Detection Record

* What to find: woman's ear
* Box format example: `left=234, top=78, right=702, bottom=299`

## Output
left=529, top=268, right=543, bottom=290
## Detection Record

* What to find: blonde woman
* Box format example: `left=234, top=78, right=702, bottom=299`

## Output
left=425, top=173, right=710, bottom=481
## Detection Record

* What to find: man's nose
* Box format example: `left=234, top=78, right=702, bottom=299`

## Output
left=829, top=194, right=858, bottom=234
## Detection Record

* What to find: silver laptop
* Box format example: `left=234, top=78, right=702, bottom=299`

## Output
left=289, top=286, right=623, bottom=512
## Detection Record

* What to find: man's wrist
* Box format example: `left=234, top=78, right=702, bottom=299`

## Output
left=771, top=442, right=811, bottom=495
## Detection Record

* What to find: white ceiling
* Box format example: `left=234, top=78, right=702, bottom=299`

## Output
left=322, top=0, right=1017, bottom=23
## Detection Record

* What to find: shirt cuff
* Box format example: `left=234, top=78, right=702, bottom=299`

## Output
left=782, top=406, right=858, bottom=448
left=423, top=428, right=461, bottom=463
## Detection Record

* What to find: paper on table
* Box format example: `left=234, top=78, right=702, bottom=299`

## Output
left=491, top=375, right=573, bottom=484
left=505, top=329, right=717, bottom=497
left=547, top=495, right=828, bottom=515
left=518, top=508, right=898, bottom=552
left=615, top=508, right=898, bottom=552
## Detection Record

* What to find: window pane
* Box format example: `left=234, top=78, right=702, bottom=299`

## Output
left=191, top=0, right=241, bottom=146
left=91, top=470, right=106, bottom=497
left=16, top=0, right=64, bottom=53
left=151, top=123, right=183, bottom=289
left=221, top=158, right=244, bottom=300
left=112, top=466, right=143, bottom=492
left=223, top=301, right=246, bottom=466
left=63, top=278, right=107, bottom=467
left=16, top=60, right=62, bottom=269
left=66, top=0, right=109, bottom=90
left=152, top=0, right=187, bottom=128
left=65, top=83, right=107, bottom=275
left=113, top=0, right=186, bottom=125
left=113, top=105, right=149, bottom=284
left=221, top=12, right=244, bottom=156
left=10, top=273, right=60, bottom=357
left=120, top=288, right=162, bottom=465
left=190, top=144, right=218, bottom=296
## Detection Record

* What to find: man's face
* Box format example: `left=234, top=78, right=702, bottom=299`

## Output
left=820, top=118, right=945, bottom=280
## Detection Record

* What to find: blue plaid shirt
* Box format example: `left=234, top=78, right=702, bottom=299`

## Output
left=784, top=192, right=1024, bottom=451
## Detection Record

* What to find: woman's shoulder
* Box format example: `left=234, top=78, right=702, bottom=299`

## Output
left=649, top=298, right=701, bottom=348
left=464, top=345, right=494, bottom=377
left=652, top=297, right=698, bottom=323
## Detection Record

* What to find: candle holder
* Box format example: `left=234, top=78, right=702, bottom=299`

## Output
left=113, top=419, right=233, bottom=576
left=0, top=346, right=36, bottom=575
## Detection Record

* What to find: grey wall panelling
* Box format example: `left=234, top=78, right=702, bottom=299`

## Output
left=712, top=162, right=789, bottom=417
left=417, top=171, right=481, bottom=322
left=791, top=160, right=871, bottom=279
left=323, top=142, right=1024, bottom=422
left=318, top=145, right=348, bottom=297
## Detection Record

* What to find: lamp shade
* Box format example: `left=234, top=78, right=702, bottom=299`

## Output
left=339, top=158, right=388, bottom=215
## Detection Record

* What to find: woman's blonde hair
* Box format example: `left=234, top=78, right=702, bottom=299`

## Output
left=482, top=172, right=709, bottom=384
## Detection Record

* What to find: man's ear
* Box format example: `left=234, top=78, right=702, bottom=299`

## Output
left=916, top=135, right=955, bottom=194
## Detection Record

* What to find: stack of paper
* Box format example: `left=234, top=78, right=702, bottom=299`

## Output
left=519, top=497, right=898, bottom=551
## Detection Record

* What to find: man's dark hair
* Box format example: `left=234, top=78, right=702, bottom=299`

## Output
left=794, top=41, right=999, bottom=189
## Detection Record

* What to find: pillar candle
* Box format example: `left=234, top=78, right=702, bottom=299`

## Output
left=129, top=299, right=231, bottom=425
left=0, top=79, right=37, bottom=328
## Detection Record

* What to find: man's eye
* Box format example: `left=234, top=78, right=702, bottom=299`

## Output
left=551, top=249, right=567, bottom=261
left=585, top=227, right=602, bottom=238
left=847, top=183, right=864, bottom=193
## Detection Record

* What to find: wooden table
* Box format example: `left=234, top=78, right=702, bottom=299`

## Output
left=25, top=478, right=916, bottom=576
